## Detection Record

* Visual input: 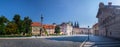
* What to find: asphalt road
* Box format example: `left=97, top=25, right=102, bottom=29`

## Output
left=0, top=35, right=88, bottom=47
left=0, top=35, right=120, bottom=47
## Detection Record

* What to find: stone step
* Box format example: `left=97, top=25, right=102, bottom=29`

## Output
left=95, top=42, right=120, bottom=45
left=83, top=41, right=120, bottom=47
left=83, top=42, right=94, bottom=47
left=83, top=45, right=92, bottom=47
left=95, top=44, right=120, bottom=47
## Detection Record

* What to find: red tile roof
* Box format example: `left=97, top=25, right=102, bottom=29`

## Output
left=43, top=24, right=55, bottom=29
left=31, top=22, right=41, bottom=27
left=31, top=22, right=55, bottom=29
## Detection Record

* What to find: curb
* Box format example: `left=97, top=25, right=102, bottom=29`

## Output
left=80, top=38, right=88, bottom=47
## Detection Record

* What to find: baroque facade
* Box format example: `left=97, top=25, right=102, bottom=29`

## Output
left=96, top=2, right=120, bottom=39
left=31, top=22, right=56, bottom=35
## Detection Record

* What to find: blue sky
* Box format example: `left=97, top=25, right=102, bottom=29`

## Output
left=0, top=0, right=120, bottom=28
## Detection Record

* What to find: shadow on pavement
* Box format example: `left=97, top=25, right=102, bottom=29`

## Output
left=89, top=35, right=120, bottom=47
left=46, top=36, right=88, bottom=42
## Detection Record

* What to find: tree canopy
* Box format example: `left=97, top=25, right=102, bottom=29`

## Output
left=54, top=25, right=60, bottom=34
left=0, top=14, right=32, bottom=35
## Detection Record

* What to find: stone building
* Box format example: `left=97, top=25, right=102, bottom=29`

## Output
left=96, top=2, right=120, bottom=39
left=72, top=22, right=81, bottom=34
left=72, top=28, right=81, bottom=34
left=92, top=23, right=99, bottom=35
left=79, top=28, right=92, bottom=34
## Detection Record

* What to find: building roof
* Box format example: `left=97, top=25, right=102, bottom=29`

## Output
left=43, top=24, right=55, bottom=29
left=96, top=2, right=120, bottom=18
left=80, top=28, right=88, bottom=29
left=31, top=22, right=41, bottom=27
left=92, top=23, right=98, bottom=28
left=79, top=28, right=88, bottom=29
left=31, top=22, right=56, bottom=29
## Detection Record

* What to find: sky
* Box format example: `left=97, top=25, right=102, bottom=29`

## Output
left=0, top=0, right=120, bottom=28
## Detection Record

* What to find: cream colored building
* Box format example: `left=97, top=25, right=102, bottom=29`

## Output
left=31, top=22, right=56, bottom=35
left=43, top=24, right=56, bottom=34
left=97, top=2, right=120, bottom=39
left=92, top=23, right=99, bottom=35
left=31, top=22, right=41, bottom=35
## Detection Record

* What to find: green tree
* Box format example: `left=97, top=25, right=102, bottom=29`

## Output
left=54, top=25, right=60, bottom=34
left=13, top=14, right=21, bottom=34
left=0, top=14, right=32, bottom=35
left=5, top=22, right=18, bottom=35
left=0, top=16, right=8, bottom=24
left=0, top=16, right=9, bottom=35
left=43, top=27, right=48, bottom=36
left=23, top=16, right=32, bottom=35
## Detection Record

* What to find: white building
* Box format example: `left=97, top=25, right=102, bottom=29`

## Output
left=60, top=22, right=73, bottom=35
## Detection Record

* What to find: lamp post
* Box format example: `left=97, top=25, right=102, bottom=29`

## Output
left=105, top=26, right=108, bottom=37
left=88, top=26, right=89, bottom=41
left=40, top=14, right=43, bottom=36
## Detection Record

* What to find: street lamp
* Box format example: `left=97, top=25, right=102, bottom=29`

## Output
left=105, top=25, right=108, bottom=37
left=40, top=14, right=43, bottom=36
left=88, top=26, right=89, bottom=40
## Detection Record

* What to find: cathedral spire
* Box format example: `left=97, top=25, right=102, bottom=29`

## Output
left=74, top=21, right=77, bottom=28
left=71, top=22, right=73, bottom=26
left=73, top=21, right=79, bottom=28
left=76, top=22, right=79, bottom=28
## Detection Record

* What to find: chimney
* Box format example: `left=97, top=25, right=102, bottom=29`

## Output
left=108, top=2, right=112, bottom=6
left=99, top=2, right=104, bottom=8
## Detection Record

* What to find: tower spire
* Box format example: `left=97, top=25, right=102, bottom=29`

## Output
left=74, top=21, right=77, bottom=28
left=41, top=14, right=43, bottom=24
left=40, top=14, right=44, bottom=36
left=77, top=22, right=79, bottom=28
